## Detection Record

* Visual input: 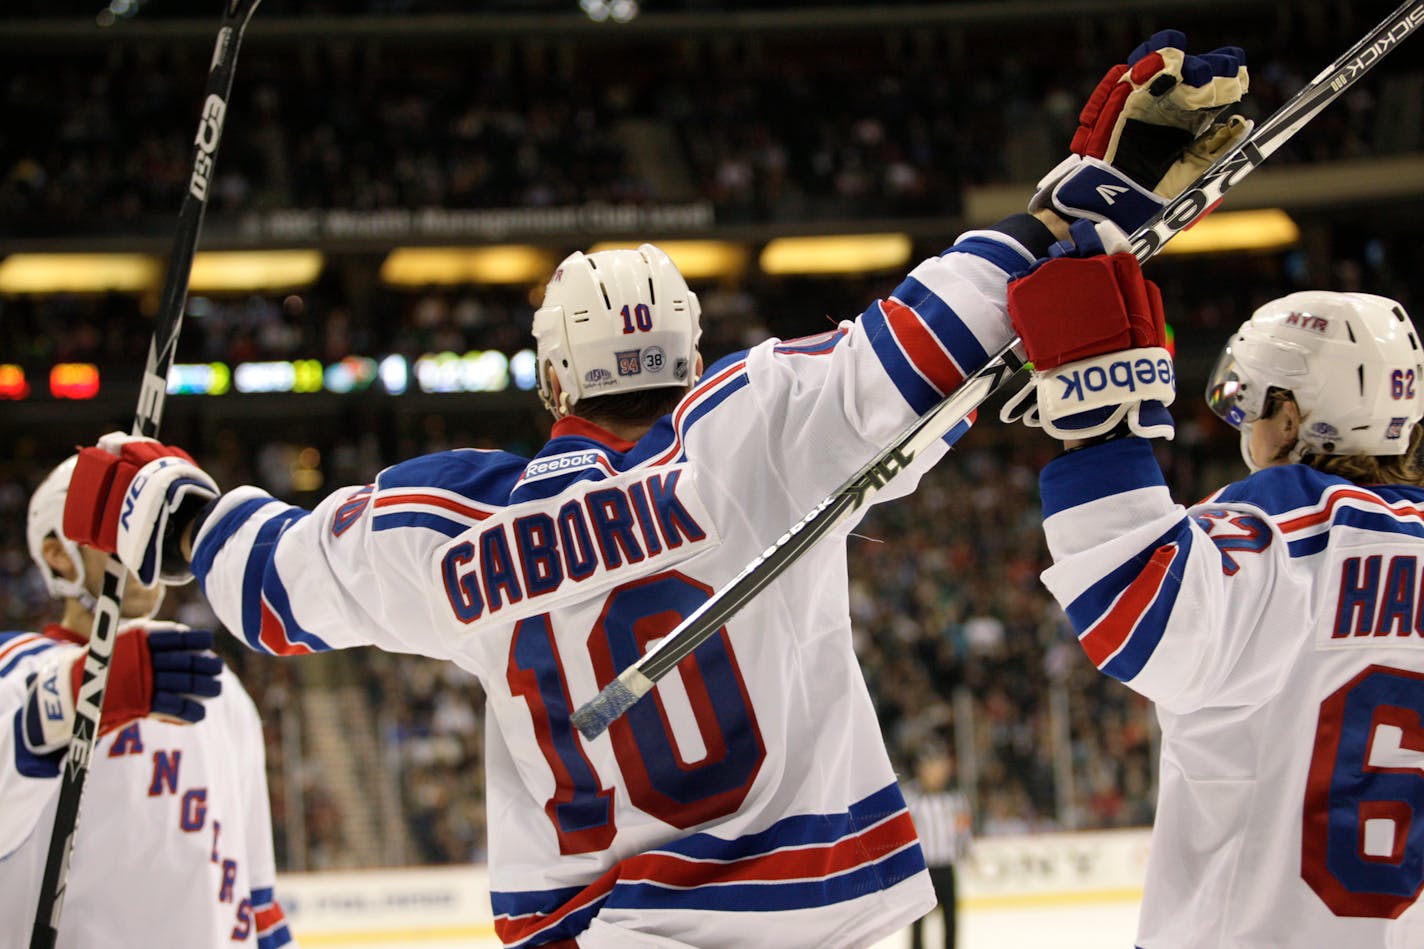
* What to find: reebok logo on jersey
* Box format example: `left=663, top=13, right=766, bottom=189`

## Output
left=1095, top=183, right=1130, bottom=205
left=521, top=450, right=603, bottom=483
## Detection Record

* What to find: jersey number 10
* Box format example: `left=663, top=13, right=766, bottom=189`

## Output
left=508, top=571, right=766, bottom=854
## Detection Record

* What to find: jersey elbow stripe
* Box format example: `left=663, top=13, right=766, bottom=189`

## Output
left=864, top=302, right=961, bottom=414
left=12, top=711, right=62, bottom=778
left=1070, top=527, right=1193, bottom=680
left=891, top=272, right=992, bottom=369
left=191, top=496, right=282, bottom=586
left=237, top=510, right=329, bottom=655
left=252, top=890, right=292, bottom=948
left=943, top=232, right=1039, bottom=277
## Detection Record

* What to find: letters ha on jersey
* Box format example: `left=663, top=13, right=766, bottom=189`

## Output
left=438, top=463, right=720, bottom=627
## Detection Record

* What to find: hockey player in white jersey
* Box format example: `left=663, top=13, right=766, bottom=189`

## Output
left=0, top=457, right=295, bottom=949
left=1005, top=240, right=1424, bottom=945
left=61, top=34, right=1248, bottom=949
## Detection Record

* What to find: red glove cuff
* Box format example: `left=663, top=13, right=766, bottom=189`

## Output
left=1008, top=253, right=1165, bottom=371
left=71, top=631, right=156, bottom=738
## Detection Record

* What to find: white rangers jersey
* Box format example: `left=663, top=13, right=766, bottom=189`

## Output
left=189, top=220, right=1054, bottom=948
left=1039, top=436, right=1424, bottom=949
left=0, top=624, right=294, bottom=949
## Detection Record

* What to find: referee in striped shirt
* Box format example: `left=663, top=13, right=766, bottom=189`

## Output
left=904, top=746, right=972, bottom=949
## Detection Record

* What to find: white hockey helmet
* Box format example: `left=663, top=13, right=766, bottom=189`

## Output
left=1206, top=291, right=1424, bottom=470
left=27, top=456, right=88, bottom=603
left=532, top=243, right=701, bottom=414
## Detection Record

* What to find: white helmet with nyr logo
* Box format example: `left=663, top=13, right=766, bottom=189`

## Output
left=1206, top=291, right=1424, bottom=469
left=533, top=243, right=701, bottom=416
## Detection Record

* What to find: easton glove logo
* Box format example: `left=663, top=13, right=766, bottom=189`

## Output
left=1095, top=183, right=1131, bottom=205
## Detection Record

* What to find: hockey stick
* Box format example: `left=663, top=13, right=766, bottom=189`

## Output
left=571, top=0, right=1424, bottom=741
left=30, top=2, right=263, bottom=945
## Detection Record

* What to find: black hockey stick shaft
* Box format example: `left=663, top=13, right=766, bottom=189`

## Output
left=570, top=0, right=1424, bottom=741
left=30, top=2, right=262, bottom=945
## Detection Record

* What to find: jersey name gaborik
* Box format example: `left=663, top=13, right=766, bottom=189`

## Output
left=439, top=467, right=717, bottom=624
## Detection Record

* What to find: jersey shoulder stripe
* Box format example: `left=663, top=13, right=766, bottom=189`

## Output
left=371, top=488, right=497, bottom=537
left=773, top=328, right=846, bottom=355
left=646, top=357, right=751, bottom=467
left=0, top=634, right=54, bottom=676
left=380, top=447, right=527, bottom=500
left=1211, top=472, right=1424, bottom=558
left=1210, top=464, right=1348, bottom=516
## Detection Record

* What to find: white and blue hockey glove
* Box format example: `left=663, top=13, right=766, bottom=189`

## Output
left=63, top=432, right=219, bottom=587
left=22, top=623, right=223, bottom=756
left=1030, top=30, right=1251, bottom=235
left=1002, top=222, right=1174, bottom=442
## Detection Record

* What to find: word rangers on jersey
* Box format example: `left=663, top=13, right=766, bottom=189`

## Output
left=440, top=466, right=718, bottom=623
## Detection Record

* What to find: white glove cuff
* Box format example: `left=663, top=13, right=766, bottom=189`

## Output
left=23, top=652, right=79, bottom=755
left=1036, top=347, right=1176, bottom=439
left=117, top=456, right=219, bottom=588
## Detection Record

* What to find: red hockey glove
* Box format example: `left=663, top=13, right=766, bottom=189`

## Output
left=1030, top=30, right=1251, bottom=235
left=63, top=432, right=218, bottom=587
left=1004, top=243, right=1174, bottom=441
left=22, top=623, right=224, bottom=756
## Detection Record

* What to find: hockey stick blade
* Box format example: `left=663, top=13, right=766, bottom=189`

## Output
left=30, top=2, right=263, bottom=946
left=570, top=0, right=1424, bottom=743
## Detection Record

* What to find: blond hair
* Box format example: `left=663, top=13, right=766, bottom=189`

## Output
left=1307, top=425, right=1424, bottom=486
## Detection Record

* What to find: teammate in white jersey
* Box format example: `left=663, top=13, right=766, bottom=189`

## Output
left=1005, top=239, right=1424, bottom=945
left=60, top=34, right=1248, bottom=949
left=0, top=457, right=295, bottom=949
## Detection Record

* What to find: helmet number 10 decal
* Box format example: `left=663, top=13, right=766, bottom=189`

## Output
left=621, top=304, right=653, bottom=334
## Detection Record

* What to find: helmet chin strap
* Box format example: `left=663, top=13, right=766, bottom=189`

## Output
left=539, top=388, right=574, bottom=420
left=538, top=360, right=576, bottom=420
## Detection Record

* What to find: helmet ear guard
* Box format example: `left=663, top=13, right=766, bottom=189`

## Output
left=27, top=456, right=90, bottom=604
left=532, top=243, right=702, bottom=416
left=1206, top=291, right=1424, bottom=470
